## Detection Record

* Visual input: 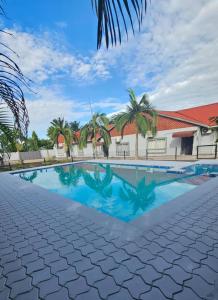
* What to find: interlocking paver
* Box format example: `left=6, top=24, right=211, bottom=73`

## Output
left=83, top=266, right=106, bottom=285
left=76, top=288, right=101, bottom=300
left=173, top=287, right=202, bottom=300
left=165, top=265, right=192, bottom=285
left=193, top=265, right=217, bottom=285
left=15, top=287, right=39, bottom=300
left=109, top=265, right=133, bottom=285
left=140, top=287, right=168, bottom=300
left=153, top=275, right=183, bottom=298
left=184, top=275, right=214, bottom=298
left=147, top=257, right=171, bottom=273
left=57, top=266, right=79, bottom=285
left=201, top=256, right=218, bottom=273
left=136, top=264, right=162, bottom=284
left=49, top=258, right=69, bottom=273
left=174, top=256, right=200, bottom=273
left=0, top=276, right=6, bottom=291
left=6, top=267, right=26, bottom=285
left=45, top=287, right=69, bottom=300
left=97, top=256, right=119, bottom=273
left=0, top=172, right=218, bottom=300
left=123, top=275, right=151, bottom=298
left=94, top=276, right=120, bottom=299
left=10, top=277, right=32, bottom=298
left=108, top=288, right=133, bottom=300
left=26, top=258, right=45, bottom=274
left=122, top=257, right=145, bottom=273
left=37, top=276, right=61, bottom=298
left=0, top=286, right=10, bottom=299
left=32, top=267, right=52, bottom=285
left=2, top=259, right=22, bottom=275
left=66, top=276, right=90, bottom=298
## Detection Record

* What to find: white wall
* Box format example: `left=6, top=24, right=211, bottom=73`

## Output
left=69, top=127, right=217, bottom=158
left=3, top=149, right=56, bottom=162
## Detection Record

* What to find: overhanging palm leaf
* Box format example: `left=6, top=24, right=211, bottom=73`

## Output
left=91, top=0, right=148, bottom=49
left=0, top=4, right=29, bottom=138
left=0, top=46, right=29, bottom=138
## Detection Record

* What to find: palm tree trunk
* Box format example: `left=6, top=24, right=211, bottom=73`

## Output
left=92, top=140, right=97, bottom=159
left=135, top=131, right=139, bottom=159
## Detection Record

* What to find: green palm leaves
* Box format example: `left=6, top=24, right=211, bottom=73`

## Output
left=79, top=113, right=111, bottom=157
left=55, top=166, right=82, bottom=187
left=82, top=164, right=113, bottom=198
left=113, top=89, right=157, bottom=158
left=47, top=118, right=78, bottom=157
left=119, top=177, right=156, bottom=214
left=91, top=0, right=148, bottom=49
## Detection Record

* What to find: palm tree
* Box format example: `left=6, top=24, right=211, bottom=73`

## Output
left=119, top=177, right=156, bottom=214
left=55, top=165, right=82, bottom=187
left=47, top=118, right=78, bottom=157
left=79, top=113, right=111, bottom=158
left=91, top=0, right=148, bottom=48
left=113, top=89, right=157, bottom=159
left=82, top=164, right=113, bottom=198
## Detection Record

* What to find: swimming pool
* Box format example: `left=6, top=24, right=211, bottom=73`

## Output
left=15, top=162, right=199, bottom=222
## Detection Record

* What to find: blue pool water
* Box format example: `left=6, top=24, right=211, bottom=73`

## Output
left=15, top=162, right=197, bottom=222
left=183, top=164, right=218, bottom=175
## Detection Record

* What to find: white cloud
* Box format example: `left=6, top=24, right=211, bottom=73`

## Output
left=93, top=0, right=218, bottom=109
left=26, top=87, right=125, bottom=137
left=0, top=28, right=110, bottom=83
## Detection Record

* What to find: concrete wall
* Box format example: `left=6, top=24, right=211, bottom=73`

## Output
left=3, top=149, right=56, bottom=162
left=70, top=127, right=217, bottom=159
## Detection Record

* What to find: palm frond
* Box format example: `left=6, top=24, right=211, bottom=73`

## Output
left=0, top=12, right=29, bottom=137
left=91, top=0, right=148, bottom=49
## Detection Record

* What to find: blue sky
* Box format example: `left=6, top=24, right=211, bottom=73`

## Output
left=2, top=0, right=218, bottom=137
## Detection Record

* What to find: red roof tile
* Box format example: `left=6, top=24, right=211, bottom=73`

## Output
left=159, top=102, right=218, bottom=126
left=58, top=102, right=218, bottom=142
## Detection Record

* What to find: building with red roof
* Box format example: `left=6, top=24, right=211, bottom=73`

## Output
left=60, top=102, right=218, bottom=159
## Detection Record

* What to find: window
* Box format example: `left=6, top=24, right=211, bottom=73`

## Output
left=116, top=142, right=130, bottom=156
left=147, top=138, right=167, bottom=154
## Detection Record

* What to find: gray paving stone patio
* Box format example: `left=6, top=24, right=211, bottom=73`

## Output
left=0, top=168, right=218, bottom=300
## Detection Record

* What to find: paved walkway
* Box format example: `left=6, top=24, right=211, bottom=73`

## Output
left=0, top=169, right=218, bottom=300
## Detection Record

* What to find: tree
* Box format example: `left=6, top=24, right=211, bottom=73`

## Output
left=0, top=129, right=17, bottom=164
left=119, top=177, right=156, bottom=214
left=47, top=118, right=78, bottom=157
left=27, top=131, right=40, bottom=151
left=65, top=121, right=80, bottom=132
left=113, top=89, right=157, bottom=159
left=54, top=165, right=82, bottom=187
left=91, top=0, right=148, bottom=49
left=82, top=164, right=113, bottom=198
left=38, top=139, right=53, bottom=150
left=79, top=113, right=111, bottom=158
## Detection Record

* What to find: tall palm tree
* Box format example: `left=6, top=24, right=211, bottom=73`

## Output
left=79, top=113, right=111, bottom=158
left=113, top=89, right=157, bottom=159
left=47, top=118, right=78, bottom=157
left=91, top=0, right=148, bottom=48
